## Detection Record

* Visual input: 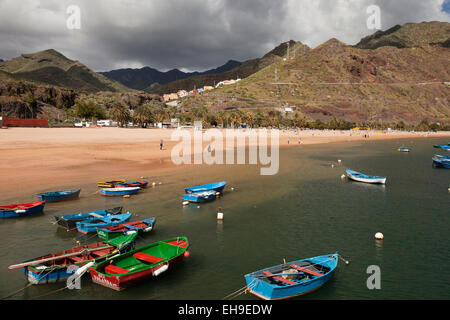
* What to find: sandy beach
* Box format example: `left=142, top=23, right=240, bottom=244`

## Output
left=1, top=127, right=449, bottom=202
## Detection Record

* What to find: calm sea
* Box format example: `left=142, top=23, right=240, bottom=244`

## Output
left=1, top=137, right=449, bottom=300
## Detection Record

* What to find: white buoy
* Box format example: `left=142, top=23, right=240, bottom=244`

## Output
left=215, top=192, right=220, bottom=197
left=341, top=174, right=346, bottom=179
left=123, top=195, right=130, bottom=198
left=338, top=159, right=342, bottom=164
left=375, top=232, right=384, bottom=240
left=182, top=201, right=189, bottom=206
left=231, top=187, right=234, bottom=191
left=331, top=164, right=335, bottom=168
left=152, top=182, right=156, bottom=187
left=217, top=212, right=224, bottom=220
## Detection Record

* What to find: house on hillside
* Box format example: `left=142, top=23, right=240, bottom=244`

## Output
left=203, top=86, right=214, bottom=91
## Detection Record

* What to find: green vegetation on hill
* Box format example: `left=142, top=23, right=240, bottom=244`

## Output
left=0, top=49, right=131, bottom=93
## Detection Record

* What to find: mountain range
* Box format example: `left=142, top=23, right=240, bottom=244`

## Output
left=0, top=21, right=449, bottom=124
left=99, top=60, right=241, bottom=91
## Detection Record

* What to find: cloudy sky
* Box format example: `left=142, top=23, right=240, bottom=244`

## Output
left=0, top=0, right=449, bottom=72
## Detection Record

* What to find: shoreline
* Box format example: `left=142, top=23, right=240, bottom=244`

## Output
left=2, top=127, right=449, bottom=202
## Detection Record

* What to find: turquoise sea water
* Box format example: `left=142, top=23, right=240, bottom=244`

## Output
left=1, top=137, right=449, bottom=300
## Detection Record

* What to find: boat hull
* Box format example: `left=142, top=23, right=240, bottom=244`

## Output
left=0, top=201, right=45, bottom=219
left=184, top=181, right=226, bottom=194
left=54, top=207, right=123, bottom=230
left=89, top=237, right=189, bottom=291
left=432, top=156, right=450, bottom=169
left=99, top=187, right=140, bottom=196
left=183, top=191, right=216, bottom=203
left=37, top=189, right=81, bottom=202
left=346, top=170, right=387, bottom=184
left=97, top=180, right=126, bottom=188
left=96, top=218, right=157, bottom=240
left=76, top=213, right=133, bottom=234
left=244, top=254, right=338, bottom=300
left=23, top=236, right=136, bottom=285
left=115, top=181, right=149, bottom=188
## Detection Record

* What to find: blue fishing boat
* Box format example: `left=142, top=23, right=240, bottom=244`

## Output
left=37, top=188, right=81, bottom=202
left=183, top=190, right=217, bottom=203
left=398, top=147, right=411, bottom=152
left=244, top=254, right=338, bottom=300
left=346, top=169, right=387, bottom=184
left=11, top=234, right=137, bottom=285
left=184, top=181, right=226, bottom=194
left=115, top=181, right=149, bottom=188
left=432, top=154, right=450, bottom=169
left=54, top=207, right=123, bottom=230
left=97, top=218, right=157, bottom=240
left=0, top=201, right=45, bottom=219
left=99, top=187, right=141, bottom=197
left=76, top=213, right=133, bottom=234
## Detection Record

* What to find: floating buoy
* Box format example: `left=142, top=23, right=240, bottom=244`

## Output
left=123, top=195, right=130, bottom=198
left=341, top=174, right=346, bottom=179
left=182, top=201, right=189, bottom=206
left=159, top=182, right=162, bottom=185
left=338, top=159, right=342, bottom=164
left=140, top=176, right=145, bottom=179
left=215, top=192, right=220, bottom=197
left=184, top=251, right=190, bottom=258
left=197, top=206, right=200, bottom=209
left=217, top=212, right=224, bottom=220
left=331, top=164, right=335, bottom=168
left=375, top=232, right=384, bottom=240
left=231, top=187, right=234, bottom=191
left=152, top=182, right=156, bottom=187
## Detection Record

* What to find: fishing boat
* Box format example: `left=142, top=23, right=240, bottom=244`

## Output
left=97, top=218, right=157, bottom=240
left=115, top=181, right=149, bottom=188
left=0, top=201, right=45, bottom=219
left=97, top=180, right=126, bottom=188
left=244, top=253, right=338, bottom=300
left=54, top=207, right=123, bottom=230
left=89, top=236, right=189, bottom=291
left=37, top=188, right=81, bottom=202
left=432, top=155, right=450, bottom=169
left=433, top=145, right=450, bottom=150
left=398, top=147, right=411, bottom=152
left=345, top=169, right=387, bottom=184
left=9, top=234, right=137, bottom=285
left=184, top=181, right=226, bottom=194
left=76, top=213, right=133, bottom=234
left=99, top=187, right=141, bottom=197
left=183, top=190, right=217, bottom=203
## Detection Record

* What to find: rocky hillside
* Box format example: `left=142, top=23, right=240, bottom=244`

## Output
left=355, top=21, right=450, bottom=49
left=181, top=34, right=450, bottom=124
left=0, top=49, right=131, bottom=93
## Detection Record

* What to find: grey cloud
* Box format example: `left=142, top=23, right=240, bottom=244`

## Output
left=0, top=0, right=448, bottom=72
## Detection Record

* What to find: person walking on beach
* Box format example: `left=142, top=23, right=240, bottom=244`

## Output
left=160, top=139, right=163, bottom=150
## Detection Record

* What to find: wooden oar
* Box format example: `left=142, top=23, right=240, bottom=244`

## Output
left=8, top=245, right=114, bottom=270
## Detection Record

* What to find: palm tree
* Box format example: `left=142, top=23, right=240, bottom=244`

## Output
left=109, top=104, right=131, bottom=127
left=133, top=104, right=155, bottom=128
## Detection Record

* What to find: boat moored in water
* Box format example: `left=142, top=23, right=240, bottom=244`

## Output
left=37, top=188, right=81, bottom=202
left=0, top=201, right=45, bottom=219
left=398, top=147, right=411, bottom=152
left=76, top=213, right=133, bottom=234
left=244, top=253, right=338, bottom=300
left=99, top=187, right=141, bottom=197
left=97, top=218, right=157, bottom=240
left=432, top=154, right=450, bottom=169
left=345, top=169, right=387, bottom=184
left=10, top=234, right=137, bottom=285
left=89, top=236, right=189, bottom=291
left=183, top=190, right=217, bottom=203
left=184, top=181, right=226, bottom=194
left=54, top=207, right=123, bottom=230
left=97, top=180, right=126, bottom=188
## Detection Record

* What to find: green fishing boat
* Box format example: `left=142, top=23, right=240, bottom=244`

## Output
left=89, top=236, right=189, bottom=291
